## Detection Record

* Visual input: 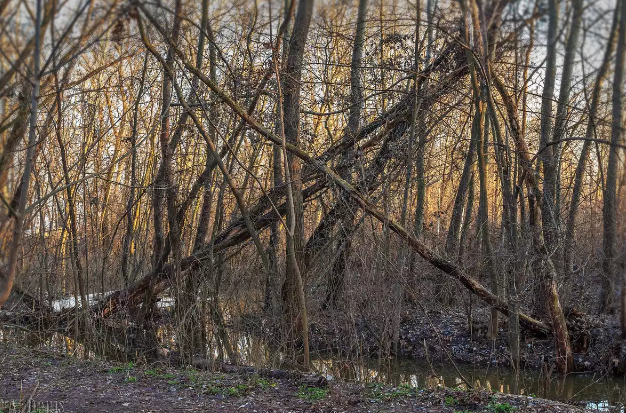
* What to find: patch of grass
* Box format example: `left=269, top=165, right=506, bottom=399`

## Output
left=108, top=362, right=134, bottom=373
left=159, top=373, right=177, bottom=380
left=202, top=384, right=221, bottom=395
left=227, top=387, right=241, bottom=397
left=297, top=385, right=328, bottom=401
left=445, top=395, right=459, bottom=406
left=225, top=384, right=249, bottom=397
left=368, top=383, right=417, bottom=401
left=186, top=369, right=199, bottom=384
left=124, top=376, right=137, bottom=383
left=249, top=375, right=277, bottom=390
left=144, top=368, right=162, bottom=376
left=391, top=384, right=415, bottom=398
left=487, top=401, right=516, bottom=412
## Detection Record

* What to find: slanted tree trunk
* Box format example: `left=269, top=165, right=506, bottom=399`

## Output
left=445, top=116, right=477, bottom=258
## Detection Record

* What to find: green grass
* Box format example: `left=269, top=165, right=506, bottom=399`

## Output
left=186, top=369, right=199, bottom=384
left=249, top=375, right=277, bottom=390
left=445, top=395, right=458, bottom=406
left=297, top=385, right=328, bottom=401
left=108, top=362, right=134, bottom=373
left=202, top=384, right=221, bottom=395
left=124, top=376, right=137, bottom=383
left=195, top=377, right=272, bottom=397
left=368, top=383, right=418, bottom=401
left=487, top=401, right=516, bottom=412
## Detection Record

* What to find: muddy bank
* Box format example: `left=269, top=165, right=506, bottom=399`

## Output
left=240, top=306, right=621, bottom=375
left=0, top=343, right=594, bottom=412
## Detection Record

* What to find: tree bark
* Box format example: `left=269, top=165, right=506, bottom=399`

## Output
left=325, top=0, right=368, bottom=310
left=606, top=0, right=626, bottom=335
left=279, top=0, right=314, bottom=367
left=0, top=0, right=43, bottom=309
left=565, top=3, right=619, bottom=295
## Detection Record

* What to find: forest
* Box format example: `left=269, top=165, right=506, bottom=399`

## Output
left=1, top=0, right=626, bottom=410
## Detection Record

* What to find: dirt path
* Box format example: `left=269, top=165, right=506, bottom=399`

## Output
left=0, top=343, right=593, bottom=412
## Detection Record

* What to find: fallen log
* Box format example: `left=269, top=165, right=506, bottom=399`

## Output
left=138, top=10, right=551, bottom=336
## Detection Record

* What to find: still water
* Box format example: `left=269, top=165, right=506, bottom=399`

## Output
left=2, top=324, right=625, bottom=411
left=226, top=331, right=626, bottom=411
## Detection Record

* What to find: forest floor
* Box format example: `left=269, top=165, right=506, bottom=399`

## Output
left=0, top=343, right=597, bottom=413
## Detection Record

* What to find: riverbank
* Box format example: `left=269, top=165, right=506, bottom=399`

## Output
left=276, top=306, right=620, bottom=374
left=0, top=343, right=597, bottom=412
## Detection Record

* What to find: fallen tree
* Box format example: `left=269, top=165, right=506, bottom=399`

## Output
left=88, top=4, right=552, bottom=338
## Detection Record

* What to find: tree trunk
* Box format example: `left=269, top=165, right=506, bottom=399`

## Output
left=0, top=0, right=43, bottom=309
left=122, top=56, right=148, bottom=287
left=492, top=73, right=573, bottom=374
left=607, top=0, right=626, bottom=334
left=565, top=3, right=619, bottom=295
left=325, top=0, right=368, bottom=310
left=279, top=0, right=314, bottom=368
left=537, top=0, right=561, bottom=319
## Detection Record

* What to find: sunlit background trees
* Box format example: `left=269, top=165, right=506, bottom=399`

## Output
left=0, top=0, right=625, bottom=375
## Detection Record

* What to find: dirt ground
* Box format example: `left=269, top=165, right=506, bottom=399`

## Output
left=0, top=343, right=596, bottom=413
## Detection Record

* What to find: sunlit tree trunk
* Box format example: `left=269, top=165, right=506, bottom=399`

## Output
left=0, top=0, right=43, bottom=309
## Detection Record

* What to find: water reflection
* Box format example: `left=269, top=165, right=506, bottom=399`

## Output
left=198, top=330, right=626, bottom=410
left=2, top=324, right=625, bottom=410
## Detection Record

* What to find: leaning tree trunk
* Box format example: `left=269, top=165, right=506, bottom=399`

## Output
left=108, top=6, right=557, bottom=352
